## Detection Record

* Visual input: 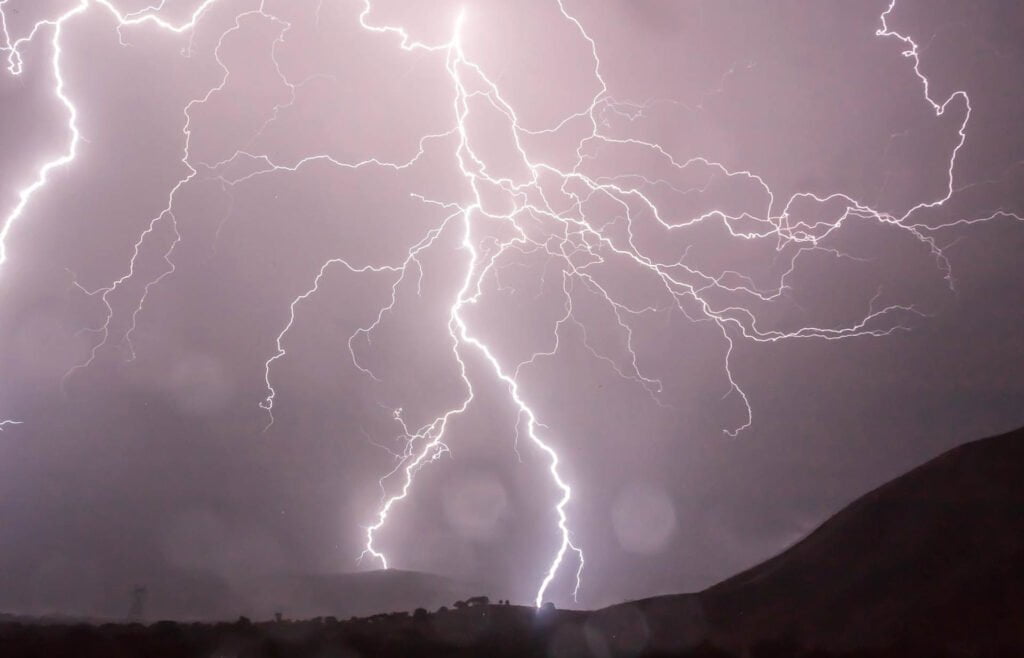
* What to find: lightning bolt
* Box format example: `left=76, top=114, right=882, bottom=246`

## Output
left=2, top=0, right=1021, bottom=608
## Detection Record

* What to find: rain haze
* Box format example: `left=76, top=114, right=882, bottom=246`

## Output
left=0, top=0, right=1022, bottom=620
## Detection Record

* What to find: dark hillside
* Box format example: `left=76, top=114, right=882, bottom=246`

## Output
left=602, top=427, right=1024, bottom=653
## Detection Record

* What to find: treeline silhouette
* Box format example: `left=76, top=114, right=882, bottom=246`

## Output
left=0, top=604, right=1016, bottom=658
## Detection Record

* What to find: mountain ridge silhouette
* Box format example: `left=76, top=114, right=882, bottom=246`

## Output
left=592, top=425, right=1024, bottom=653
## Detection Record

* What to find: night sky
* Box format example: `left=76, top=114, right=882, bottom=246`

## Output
left=0, top=0, right=1022, bottom=616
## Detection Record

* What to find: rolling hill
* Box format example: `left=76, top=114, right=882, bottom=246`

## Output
left=592, top=426, right=1024, bottom=653
left=3, top=427, right=1024, bottom=656
left=0, top=567, right=492, bottom=623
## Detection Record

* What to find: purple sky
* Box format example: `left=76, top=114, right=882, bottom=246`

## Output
left=0, top=0, right=1022, bottom=615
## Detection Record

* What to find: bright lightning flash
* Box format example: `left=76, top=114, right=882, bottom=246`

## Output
left=1, top=0, right=1020, bottom=608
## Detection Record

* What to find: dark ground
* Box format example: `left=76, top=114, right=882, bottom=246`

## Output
left=0, top=606, right=1018, bottom=658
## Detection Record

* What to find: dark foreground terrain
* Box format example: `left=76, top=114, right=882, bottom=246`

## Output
left=3, top=426, right=1023, bottom=658
left=0, top=607, right=1018, bottom=658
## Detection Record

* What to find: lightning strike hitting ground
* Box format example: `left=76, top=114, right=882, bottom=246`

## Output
left=1, top=0, right=1021, bottom=607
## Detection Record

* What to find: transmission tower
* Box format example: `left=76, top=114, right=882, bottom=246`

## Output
left=128, top=585, right=147, bottom=622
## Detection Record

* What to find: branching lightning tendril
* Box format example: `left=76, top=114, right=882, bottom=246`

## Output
left=1, top=0, right=1020, bottom=606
